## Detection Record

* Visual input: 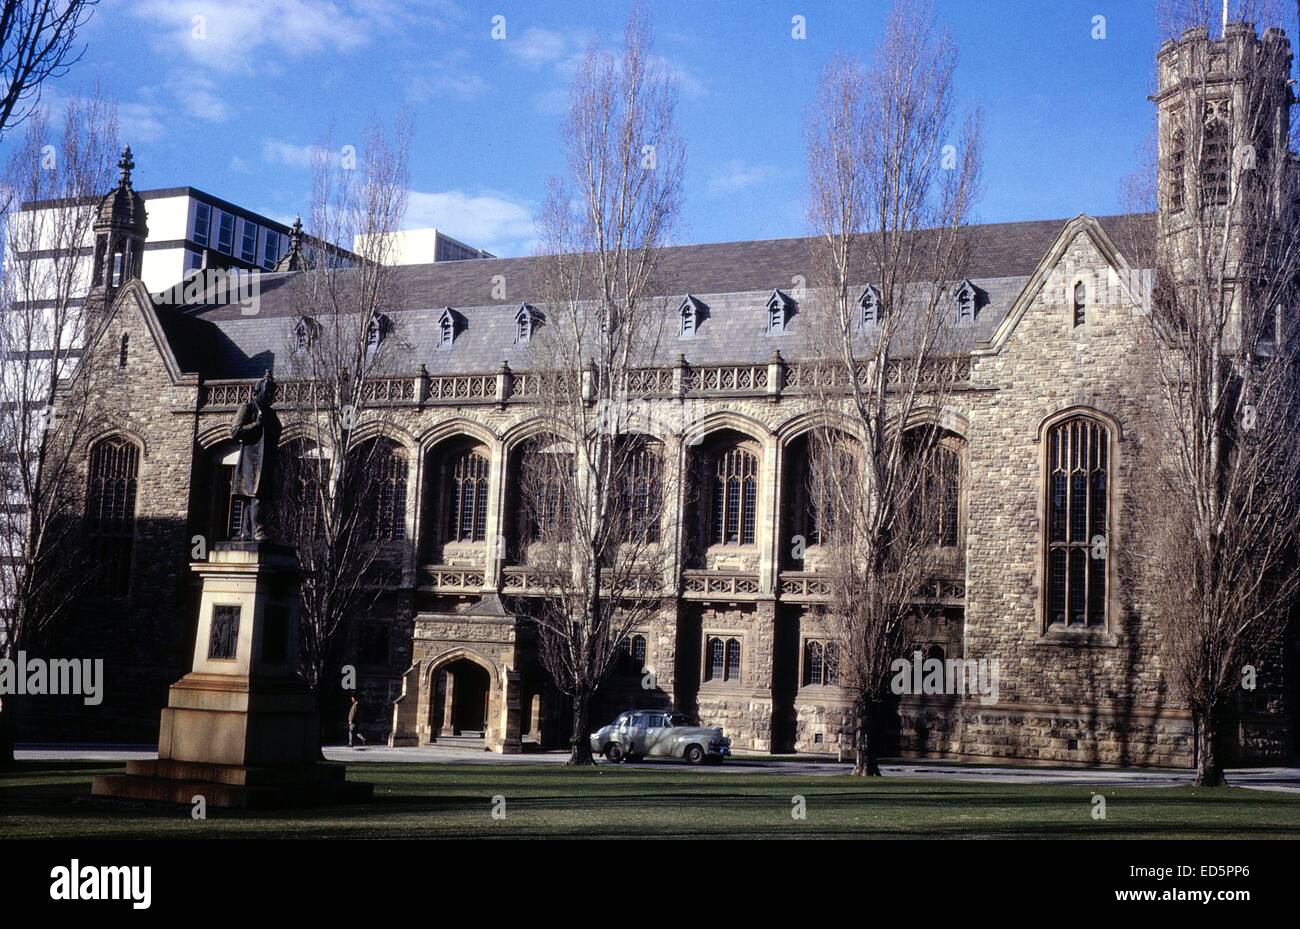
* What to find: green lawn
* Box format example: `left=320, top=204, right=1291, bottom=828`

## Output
left=3, top=761, right=1299, bottom=839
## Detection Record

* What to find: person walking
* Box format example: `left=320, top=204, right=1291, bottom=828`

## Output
left=347, top=695, right=367, bottom=747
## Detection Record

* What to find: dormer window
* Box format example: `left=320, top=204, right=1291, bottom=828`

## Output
left=437, top=307, right=462, bottom=348
left=366, top=313, right=390, bottom=353
left=515, top=304, right=542, bottom=344
left=767, top=289, right=793, bottom=335
left=955, top=280, right=977, bottom=324
left=294, top=316, right=319, bottom=352
left=859, top=285, right=881, bottom=328
left=679, top=295, right=706, bottom=339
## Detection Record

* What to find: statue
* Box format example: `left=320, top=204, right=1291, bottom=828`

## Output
left=229, top=372, right=282, bottom=541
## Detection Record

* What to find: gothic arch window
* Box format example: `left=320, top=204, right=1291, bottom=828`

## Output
left=280, top=439, right=331, bottom=538
left=87, top=436, right=140, bottom=597
left=446, top=446, right=490, bottom=543
left=705, top=636, right=742, bottom=682
left=1200, top=102, right=1231, bottom=208
left=1073, top=281, right=1086, bottom=328
left=905, top=430, right=963, bottom=549
left=712, top=442, right=759, bottom=546
left=294, top=317, right=318, bottom=353
left=766, top=289, right=792, bottom=334
left=859, top=285, right=881, bottom=328
left=621, top=439, right=662, bottom=543
left=955, top=280, right=977, bottom=324
left=437, top=307, right=462, bottom=348
left=621, top=633, right=647, bottom=673
left=118, top=334, right=129, bottom=368
left=520, top=440, right=572, bottom=542
left=515, top=304, right=542, bottom=344
left=1045, top=415, right=1111, bottom=628
left=1168, top=126, right=1186, bottom=213
left=363, top=438, right=408, bottom=540
left=365, top=314, right=390, bottom=355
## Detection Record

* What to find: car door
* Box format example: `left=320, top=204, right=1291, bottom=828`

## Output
left=625, top=713, right=650, bottom=754
left=644, top=713, right=672, bottom=756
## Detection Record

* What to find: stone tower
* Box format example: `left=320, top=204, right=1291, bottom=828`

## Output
left=1152, top=22, right=1293, bottom=281
left=88, top=145, right=149, bottom=312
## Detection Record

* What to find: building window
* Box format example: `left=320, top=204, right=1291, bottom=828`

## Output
left=241, top=221, right=259, bottom=263
left=194, top=202, right=211, bottom=247
left=620, top=633, right=647, bottom=673
left=367, top=439, right=408, bottom=540
left=1201, top=102, right=1231, bottom=208
left=766, top=289, right=791, bottom=334
left=515, top=304, right=541, bottom=344
left=679, top=295, right=705, bottom=338
left=216, top=211, right=236, bottom=255
left=803, top=640, right=839, bottom=686
left=437, top=308, right=460, bottom=348
left=923, top=440, right=961, bottom=548
left=86, top=436, right=139, bottom=597
left=186, top=250, right=202, bottom=273
left=705, top=636, right=742, bottom=682
left=1073, top=281, right=1086, bottom=328
left=955, top=280, right=977, bottom=323
left=263, top=230, right=280, bottom=269
left=1045, top=416, right=1110, bottom=627
left=447, top=449, right=490, bottom=543
left=621, top=441, right=662, bottom=543
left=294, top=317, right=318, bottom=352
left=859, top=285, right=881, bottom=328
left=521, top=445, right=571, bottom=542
left=118, top=334, right=129, bottom=368
left=1168, top=126, right=1186, bottom=213
left=712, top=444, right=759, bottom=546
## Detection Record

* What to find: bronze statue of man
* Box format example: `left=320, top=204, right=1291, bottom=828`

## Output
left=229, top=372, right=282, bottom=541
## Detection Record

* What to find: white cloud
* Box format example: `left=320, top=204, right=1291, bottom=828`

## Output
left=168, top=73, right=231, bottom=122
left=117, top=101, right=166, bottom=143
left=127, top=0, right=445, bottom=73
left=406, top=189, right=537, bottom=257
left=706, top=160, right=786, bottom=196
left=261, top=138, right=326, bottom=169
left=506, top=27, right=574, bottom=68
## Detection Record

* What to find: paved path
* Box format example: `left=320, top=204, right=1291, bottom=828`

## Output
left=15, top=743, right=1300, bottom=793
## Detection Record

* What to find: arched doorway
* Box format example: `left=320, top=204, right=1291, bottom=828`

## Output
left=435, top=658, right=491, bottom=737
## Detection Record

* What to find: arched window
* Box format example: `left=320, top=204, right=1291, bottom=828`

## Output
left=713, top=444, right=759, bottom=546
left=859, top=285, right=881, bottom=328
left=87, top=436, right=139, bottom=597
left=118, top=334, right=129, bottom=368
left=447, top=448, right=490, bottom=542
left=620, top=633, right=648, bottom=673
left=905, top=432, right=962, bottom=548
left=367, top=439, right=408, bottom=540
left=1200, top=102, right=1231, bottom=208
left=1045, top=416, right=1110, bottom=627
left=520, top=441, right=571, bottom=542
left=1168, top=126, right=1186, bottom=212
left=279, top=439, right=331, bottom=538
left=621, top=440, right=662, bottom=543
left=1073, top=281, right=1086, bottom=328
left=705, top=636, right=742, bottom=682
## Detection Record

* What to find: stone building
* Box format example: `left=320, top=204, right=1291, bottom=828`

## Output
left=40, top=24, right=1299, bottom=766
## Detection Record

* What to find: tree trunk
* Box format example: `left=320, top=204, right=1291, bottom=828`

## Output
left=1194, top=709, right=1226, bottom=787
left=567, top=689, right=595, bottom=766
left=0, top=699, right=16, bottom=768
left=851, top=697, right=882, bottom=777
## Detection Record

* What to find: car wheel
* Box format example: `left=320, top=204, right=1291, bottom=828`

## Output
left=684, top=744, right=705, bottom=765
left=604, top=743, right=625, bottom=763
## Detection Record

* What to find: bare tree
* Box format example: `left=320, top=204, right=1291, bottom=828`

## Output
left=0, top=0, right=99, bottom=139
left=528, top=3, right=684, bottom=765
left=1138, top=5, right=1300, bottom=785
left=0, top=93, right=118, bottom=763
left=802, top=1, right=981, bottom=776
left=279, top=119, right=411, bottom=736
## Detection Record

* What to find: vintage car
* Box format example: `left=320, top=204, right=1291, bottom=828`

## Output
left=590, top=710, right=731, bottom=764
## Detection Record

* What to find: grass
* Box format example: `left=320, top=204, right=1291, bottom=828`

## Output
left=3, top=760, right=1300, bottom=839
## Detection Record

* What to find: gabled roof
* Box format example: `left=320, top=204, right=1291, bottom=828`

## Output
left=147, top=213, right=1155, bottom=378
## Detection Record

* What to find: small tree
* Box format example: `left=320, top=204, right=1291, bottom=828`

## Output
left=802, top=0, right=981, bottom=776
left=1140, top=4, right=1300, bottom=786
left=0, top=94, right=118, bottom=763
left=528, top=2, right=685, bottom=765
left=0, top=0, right=99, bottom=140
left=279, top=119, right=411, bottom=737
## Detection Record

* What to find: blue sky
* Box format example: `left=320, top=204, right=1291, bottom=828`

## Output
left=16, top=1, right=1194, bottom=255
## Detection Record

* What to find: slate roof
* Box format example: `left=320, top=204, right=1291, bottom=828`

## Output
left=149, top=213, right=1154, bottom=380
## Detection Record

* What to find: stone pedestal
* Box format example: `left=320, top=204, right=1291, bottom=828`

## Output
left=92, top=542, right=372, bottom=808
